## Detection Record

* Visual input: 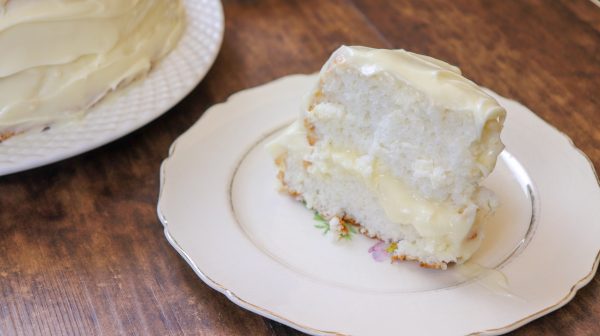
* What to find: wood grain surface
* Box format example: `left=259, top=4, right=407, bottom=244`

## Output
left=1, top=1, right=599, bottom=335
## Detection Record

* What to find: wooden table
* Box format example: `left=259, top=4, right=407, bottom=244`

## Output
left=1, top=1, right=598, bottom=335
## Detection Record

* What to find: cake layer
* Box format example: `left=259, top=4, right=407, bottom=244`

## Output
left=309, top=46, right=505, bottom=134
left=268, top=121, right=494, bottom=265
left=303, top=47, right=505, bottom=204
left=0, top=0, right=185, bottom=134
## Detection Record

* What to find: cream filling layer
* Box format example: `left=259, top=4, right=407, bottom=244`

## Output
left=308, top=146, right=475, bottom=246
left=376, top=173, right=472, bottom=242
left=267, top=121, right=476, bottom=249
left=0, top=0, right=185, bottom=131
left=266, top=120, right=308, bottom=159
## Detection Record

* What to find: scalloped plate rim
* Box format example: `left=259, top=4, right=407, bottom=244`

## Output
left=157, top=73, right=600, bottom=336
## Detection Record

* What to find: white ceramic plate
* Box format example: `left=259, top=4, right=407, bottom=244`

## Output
left=0, top=0, right=224, bottom=176
left=157, top=74, right=600, bottom=335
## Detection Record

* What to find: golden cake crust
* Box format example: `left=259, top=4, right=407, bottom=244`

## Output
left=0, top=131, right=16, bottom=143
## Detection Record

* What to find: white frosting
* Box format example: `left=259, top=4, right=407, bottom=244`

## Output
left=0, top=0, right=185, bottom=133
left=266, top=120, right=308, bottom=159
left=318, top=46, right=506, bottom=135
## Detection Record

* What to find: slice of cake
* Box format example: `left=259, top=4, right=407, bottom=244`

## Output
left=0, top=0, right=185, bottom=139
left=268, top=46, right=505, bottom=269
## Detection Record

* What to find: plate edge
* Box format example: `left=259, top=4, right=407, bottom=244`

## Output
left=157, top=76, right=600, bottom=336
left=156, top=73, right=340, bottom=336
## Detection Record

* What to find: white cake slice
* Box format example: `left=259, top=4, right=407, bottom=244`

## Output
left=268, top=46, right=506, bottom=269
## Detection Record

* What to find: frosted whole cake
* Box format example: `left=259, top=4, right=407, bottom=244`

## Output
left=0, top=0, right=185, bottom=140
left=268, top=46, right=506, bottom=269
